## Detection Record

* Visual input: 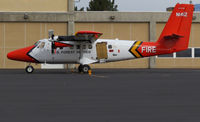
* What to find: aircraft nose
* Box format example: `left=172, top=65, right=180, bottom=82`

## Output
left=7, top=46, right=37, bottom=63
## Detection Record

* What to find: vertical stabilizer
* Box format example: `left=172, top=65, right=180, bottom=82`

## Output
left=156, top=4, right=194, bottom=53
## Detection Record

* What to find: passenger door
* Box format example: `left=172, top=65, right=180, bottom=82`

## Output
left=96, top=42, right=108, bottom=62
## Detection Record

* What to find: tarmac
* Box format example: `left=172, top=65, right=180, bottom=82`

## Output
left=0, top=69, right=200, bottom=122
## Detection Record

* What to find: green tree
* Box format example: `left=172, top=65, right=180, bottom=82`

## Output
left=87, top=0, right=118, bottom=11
left=75, top=6, right=84, bottom=11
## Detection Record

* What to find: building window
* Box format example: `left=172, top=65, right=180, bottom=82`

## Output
left=176, top=48, right=192, bottom=57
left=195, top=48, right=200, bottom=57
left=157, top=53, right=173, bottom=58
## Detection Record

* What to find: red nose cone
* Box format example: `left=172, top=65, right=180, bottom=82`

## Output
left=7, top=46, right=37, bottom=63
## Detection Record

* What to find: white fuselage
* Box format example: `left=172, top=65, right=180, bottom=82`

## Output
left=29, top=39, right=136, bottom=65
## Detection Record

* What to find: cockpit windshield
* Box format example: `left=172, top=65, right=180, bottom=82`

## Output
left=34, top=41, right=41, bottom=46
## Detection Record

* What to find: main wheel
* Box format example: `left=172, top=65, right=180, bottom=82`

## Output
left=25, top=66, right=34, bottom=73
left=81, top=65, right=91, bottom=74
left=78, top=65, right=83, bottom=73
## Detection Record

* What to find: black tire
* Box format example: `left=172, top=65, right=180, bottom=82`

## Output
left=25, top=66, right=34, bottom=73
left=78, top=65, right=83, bottom=73
left=81, top=65, right=91, bottom=74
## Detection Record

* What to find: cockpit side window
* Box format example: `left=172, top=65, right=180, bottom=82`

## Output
left=39, top=42, right=45, bottom=48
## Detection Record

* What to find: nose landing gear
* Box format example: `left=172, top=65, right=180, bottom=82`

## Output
left=25, top=65, right=34, bottom=73
left=78, top=64, right=91, bottom=73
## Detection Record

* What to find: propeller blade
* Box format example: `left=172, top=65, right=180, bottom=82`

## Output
left=51, top=41, right=55, bottom=54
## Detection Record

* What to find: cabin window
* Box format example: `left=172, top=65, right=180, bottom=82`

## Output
left=195, top=48, right=200, bottom=57
left=176, top=48, right=192, bottom=57
left=88, top=45, right=92, bottom=49
left=70, top=45, right=74, bottom=49
left=108, top=45, right=112, bottom=49
left=76, top=45, right=80, bottom=49
left=83, top=45, right=86, bottom=49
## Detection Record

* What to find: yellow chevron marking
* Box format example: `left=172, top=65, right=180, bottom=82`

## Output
left=130, top=41, right=142, bottom=58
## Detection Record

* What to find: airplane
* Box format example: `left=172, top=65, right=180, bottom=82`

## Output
left=7, top=3, right=194, bottom=73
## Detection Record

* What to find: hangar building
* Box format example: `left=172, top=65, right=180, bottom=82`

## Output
left=0, top=0, right=200, bottom=69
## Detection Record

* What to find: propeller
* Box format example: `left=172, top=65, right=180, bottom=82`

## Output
left=48, top=29, right=56, bottom=54
left=48, top=30, right=73, bottom=54
left=50, top=34, right=56, bottom=54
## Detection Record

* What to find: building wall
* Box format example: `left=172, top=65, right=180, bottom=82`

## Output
left=0, top=23, right=67, bottom=69
left=0, top=0, right=68, bottom=12
left=75, top=23, right=150, bottom=68
left=2, top=22, right=199, bottom=69
left=155, top=23, right=200, bottom=68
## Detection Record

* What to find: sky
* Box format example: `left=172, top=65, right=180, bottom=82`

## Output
left=75, top=0, right=200, bottom=12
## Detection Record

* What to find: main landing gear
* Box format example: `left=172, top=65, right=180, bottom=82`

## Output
left=25, top=65, right=34, bottom=73
left=25, top=64, right=90, bottom=74
left=78, top=64, right=91, bottom=73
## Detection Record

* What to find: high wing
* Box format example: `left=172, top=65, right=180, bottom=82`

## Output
left=57, top=31, right=103, bottom=43
left=49, top=31, right=103, bottom=54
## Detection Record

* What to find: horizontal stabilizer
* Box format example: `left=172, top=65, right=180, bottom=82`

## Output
left=164, top=33, right=184, bottom=40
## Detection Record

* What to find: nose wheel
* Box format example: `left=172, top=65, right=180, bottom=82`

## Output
left=78, top=64, right=91, bottom=73
left=25, top=65, right=34, bottom=73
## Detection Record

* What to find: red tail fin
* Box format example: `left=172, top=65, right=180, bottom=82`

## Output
left=132, top=4, right=194, bottom=58
left=156, top=4, right=194, bottom=53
